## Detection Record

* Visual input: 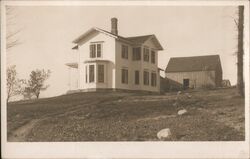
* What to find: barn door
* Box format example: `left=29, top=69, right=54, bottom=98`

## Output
left=183, top=79, right=189, bottom=90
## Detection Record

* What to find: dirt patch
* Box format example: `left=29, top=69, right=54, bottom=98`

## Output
left=8, top=119, right=41, bottom=142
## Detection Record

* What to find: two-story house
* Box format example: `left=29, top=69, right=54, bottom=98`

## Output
left=66, top=18, right=164, bottom=93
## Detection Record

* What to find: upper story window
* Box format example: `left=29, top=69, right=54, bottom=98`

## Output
left=143, top=48, right=149, bottom=62
left=132, top=47, right=141, bottom=61
left=90, top=43, right=102, bottom=58
left=151, top=50, right=156, bottom=64
left=122, top=45, right=128, bottom=59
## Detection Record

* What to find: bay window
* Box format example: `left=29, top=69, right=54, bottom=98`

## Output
left=89, top=65, right=95, bottom=83
left=98, top=64, right=104, bottom=83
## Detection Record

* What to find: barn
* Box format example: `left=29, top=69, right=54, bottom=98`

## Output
left=165, top=55, right=222, bottom=89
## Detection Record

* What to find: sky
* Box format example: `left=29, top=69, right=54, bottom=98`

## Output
left=7, top=5, right=239, bottom=98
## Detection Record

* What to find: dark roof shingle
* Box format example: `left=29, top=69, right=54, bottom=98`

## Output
left=125, top=35, right=154, bottom=44
left=165, top=55, right=221, bottom=73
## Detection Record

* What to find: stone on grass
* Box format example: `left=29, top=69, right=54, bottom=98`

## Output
left=157, top=128, right=172, bottom=140
left=85, top=113, right=91, bottom=118
left=177, top=109, right=187, bottom=115
left=197, top=107, right=204, bottom=111
left=185, top=93, right=192, bottom=98
left=173, top=102, right=178, bottom=107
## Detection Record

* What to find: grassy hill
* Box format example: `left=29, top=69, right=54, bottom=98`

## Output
left=7, top=88, right=245, bottom=141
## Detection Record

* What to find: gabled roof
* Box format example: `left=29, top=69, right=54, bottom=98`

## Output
left=165, top=55, right=221, bottom=73
left=73, top=27, right=117, bottom=43
left=126, top=35, right=154, bottom=44
left=72, top=27, right=163, bottom=50
left=126, top=34, right=163, bottom=50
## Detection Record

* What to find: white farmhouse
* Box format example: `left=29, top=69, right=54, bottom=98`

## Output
left=66, top=18, right=164, bottom=93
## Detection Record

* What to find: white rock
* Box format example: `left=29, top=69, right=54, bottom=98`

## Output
left=185, top=93, right=192, bottom=98
left=178, top=109, right=187, bottom=115
left=157, top=128, right=172, bottom=140
left=177, top=91, right=182, bottom=95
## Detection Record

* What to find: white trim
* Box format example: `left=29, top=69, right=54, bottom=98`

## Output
left=94, top=27, right=118, bottom=39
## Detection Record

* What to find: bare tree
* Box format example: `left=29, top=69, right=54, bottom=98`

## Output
left=237, top=6, right=244, bottom=97
left=7, top=65, right=24, bottom=102
left=24, top=69, right=51, bottom=99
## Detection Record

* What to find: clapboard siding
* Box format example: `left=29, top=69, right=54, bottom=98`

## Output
left=165, top=55, right=223, bottom=89
left=166, top=71, right=216, bottom=88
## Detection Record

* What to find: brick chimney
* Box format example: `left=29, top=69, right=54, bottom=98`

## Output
left=111, top=18, right=118, bottom=35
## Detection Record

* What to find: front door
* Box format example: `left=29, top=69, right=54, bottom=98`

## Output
left=183, top=79, right=189, bottom=90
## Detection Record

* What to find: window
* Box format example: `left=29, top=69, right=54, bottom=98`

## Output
left=97, top=44, right=102, bottom=57
left=90, top=44, right=96, bottom=58
left=151, top=72, right=157, bottom=87
left=89, top=65, right=95, bottom=83
left=135, top=70, right=140, bottom=85
left=132, top=47, right=141, bottom=60
left=121, top=68, right=128, bottom=84
left=90, top=43, right=102, bottom=58
left=151, top=51, right=156, bottom=64
left=85, top=65, right=88, bottom=83
left=143, top=48, right=149, bottom=62
left=143, top=70, right=149, bottom=85
left=122, top=45, right=128, bottom=59
left=98, top=64, right=104, bottom=83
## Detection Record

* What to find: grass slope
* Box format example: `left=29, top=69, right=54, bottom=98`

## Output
left=7, top=88, right=245, bottom=141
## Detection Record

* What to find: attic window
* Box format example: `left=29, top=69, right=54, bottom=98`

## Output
left=90, top=43, right=102, bottom=58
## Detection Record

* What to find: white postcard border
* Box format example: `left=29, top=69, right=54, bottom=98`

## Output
left=1, top=1, right=249, bottom=158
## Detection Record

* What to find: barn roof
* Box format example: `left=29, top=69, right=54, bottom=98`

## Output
left=165, top=55, right=221, bottom=73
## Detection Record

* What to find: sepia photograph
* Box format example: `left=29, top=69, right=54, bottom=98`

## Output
left=1, top=0, right=249, bottom=158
